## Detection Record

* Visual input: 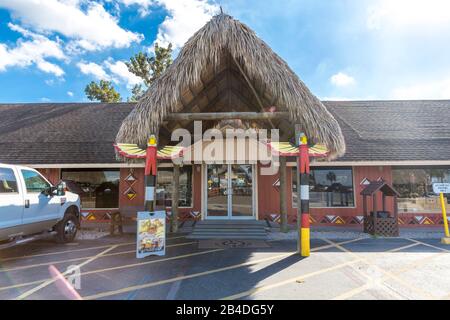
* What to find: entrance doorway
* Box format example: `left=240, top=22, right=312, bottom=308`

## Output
left=205, top=164, right=255, bottom=220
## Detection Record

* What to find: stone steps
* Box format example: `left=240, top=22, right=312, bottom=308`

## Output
left=187, top=220, right=268, bottom=240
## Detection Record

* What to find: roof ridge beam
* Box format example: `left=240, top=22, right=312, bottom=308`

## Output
left=165, top=111, right=289, bottom=121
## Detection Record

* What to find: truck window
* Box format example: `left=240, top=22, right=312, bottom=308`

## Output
left=21, top=170, right=50, bottom=193
left=0, top=168, right=18, bottom=193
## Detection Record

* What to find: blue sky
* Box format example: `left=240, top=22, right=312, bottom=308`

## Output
left=0, top=0, right=449, bottom=103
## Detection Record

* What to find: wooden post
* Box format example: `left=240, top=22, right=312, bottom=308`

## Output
left=279, top=157, right=288, bottom=233
left=394, top=195, right=399, bottom=236
left=363, top=195, right=367, bottom=233
left=363, top=195, right=367, bottom=217
left=171, top=164, right=180, bottom=233
left=393, top=196, right=398, bottom=220
left=373, top=193, right=378, bottom=234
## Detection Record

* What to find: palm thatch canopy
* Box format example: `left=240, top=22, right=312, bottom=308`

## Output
left=116, top=13, right=345, bottom=160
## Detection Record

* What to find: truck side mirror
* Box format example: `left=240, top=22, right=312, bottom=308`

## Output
left=56, top=182, right=66, bottom=196
left=42, top=186, right=56, bottom=197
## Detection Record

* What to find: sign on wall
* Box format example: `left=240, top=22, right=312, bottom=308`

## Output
left=433, top=183, right=450, bottom=194
left=136, top=211, right=166, bottom=258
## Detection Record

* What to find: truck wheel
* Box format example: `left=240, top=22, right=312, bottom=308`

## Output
left=56, top=213, right=78, bottom=243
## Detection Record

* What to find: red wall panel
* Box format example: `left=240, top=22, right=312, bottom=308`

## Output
left=257, top=165, right=396, bottom=226
left=119, top=167, right=146, bottom=216
left=118, top=165, right=202, bottom=220
left=40, top=164, right=444, bottom=228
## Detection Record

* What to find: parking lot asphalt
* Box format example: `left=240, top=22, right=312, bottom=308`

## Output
left=0, top=233, right=449, bottom=300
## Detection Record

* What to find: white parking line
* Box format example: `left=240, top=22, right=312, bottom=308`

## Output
left=82, top=238, right=367, bottom=300
left=83, top=252, right=295, bottom=300
left=327, top=238, right=441, bottom=300
left=0, top=235, right=187, bottom=262
left=0, top=238, right=366, bottom=296
left=221, top=239, right=424, bottom=300
left=0, top=248, right=220, bottom=292
left=0, top=241, right=196, bottom=273
left=15, top=245, right=119, bottom=300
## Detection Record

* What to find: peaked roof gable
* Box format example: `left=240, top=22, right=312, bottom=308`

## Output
left=116, top=13, right=345, bottom=159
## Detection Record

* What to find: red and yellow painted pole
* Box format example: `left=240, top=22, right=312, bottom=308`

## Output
left=299, top=133, right=310, bottom=257
left=439, top=192, right=450, bottom=244
left=144, top=135, right=158, bottom=211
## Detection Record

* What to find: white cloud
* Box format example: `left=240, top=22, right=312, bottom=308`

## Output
left=118, top=0, right=219, bottom=49
left=0, top=23, right=66, bottom=76
left=77, top=61, right=111, bottom=80
left=77, top=58, right=144, bottom=88
left=367, top=0, right=450, bottom=31
left=0, top=0, right=143, bottom=51
left=36, top=60, right=65, bottom=77
left=330, top=72, right=356, bottom=87
left=391, top=77, right=450, bottom=100
left=105, top=59, right=143, bottom=88
left=67, top=91, right=74, bottom=97
left=153, top=0, right=218, bottom=49
left=119, top=0, right=153, bottom=16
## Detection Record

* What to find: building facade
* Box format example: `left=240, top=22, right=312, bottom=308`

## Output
left=1, top=100, right=449, bottom=229
left=1, top=15, right=449, bottom=230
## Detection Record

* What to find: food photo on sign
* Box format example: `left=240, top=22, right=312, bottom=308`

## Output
left=136, top=211, right=166, bottom=258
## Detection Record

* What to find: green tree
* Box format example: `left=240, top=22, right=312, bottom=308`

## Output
left=126, top=43, right=173, bottom=87
left=126, top=43, right=173, bottom=102
left=83, top=43, right=173, bottom=102
left=85, top=80, right=121, bottom=103
left=127, top=84, right=145, bottom=102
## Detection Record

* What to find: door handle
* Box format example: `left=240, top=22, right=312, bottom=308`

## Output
left=24, top=199, right=30, bottom=208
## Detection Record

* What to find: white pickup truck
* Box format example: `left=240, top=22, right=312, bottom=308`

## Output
left=0, top=164, right=81, bottom=247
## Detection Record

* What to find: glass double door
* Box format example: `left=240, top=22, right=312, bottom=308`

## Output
left=206, top=164, right=255, bottom=219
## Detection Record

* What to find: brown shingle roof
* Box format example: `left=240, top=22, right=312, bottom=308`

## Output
left=325, top=100, right=450, bottom=162
left=0, top=103, right=134, bottom=164
left=0, top=100, right=449, bottom=165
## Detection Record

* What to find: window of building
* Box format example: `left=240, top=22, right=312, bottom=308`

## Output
left=21, top=170, right=50, bottom=193
left=392, top=167, right=450, bottom=213
left=61, top=169, right=120, bottom=209
left=0, top=168, right=18, bottom=193
left=292, top=167, right=355, bottom=208
left=156, top=166, right=193, bottom=207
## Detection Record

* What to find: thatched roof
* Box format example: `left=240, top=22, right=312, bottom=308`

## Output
left=116, top=13, right=345, bottom=159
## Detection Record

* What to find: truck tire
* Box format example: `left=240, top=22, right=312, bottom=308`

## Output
left=55, top=212, right=79, bottom=243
